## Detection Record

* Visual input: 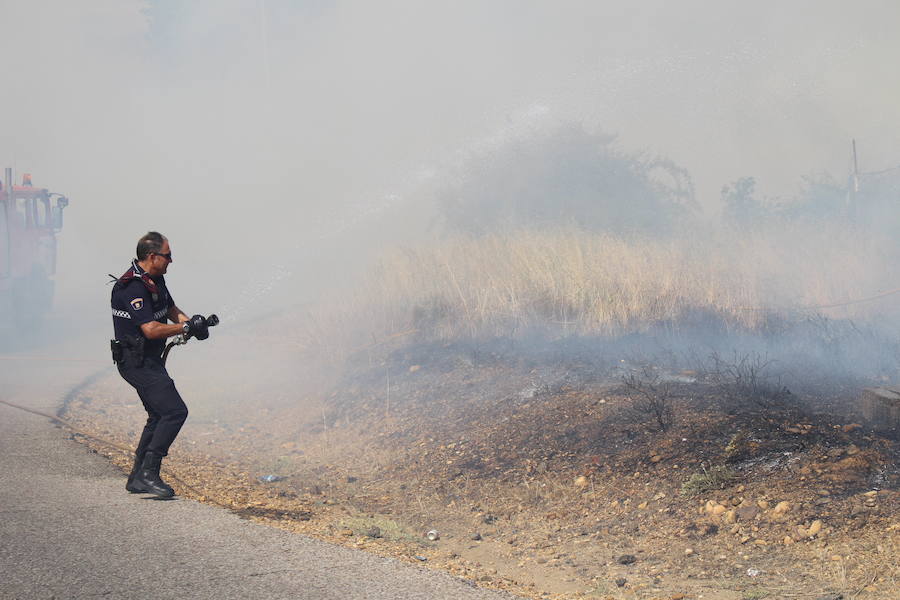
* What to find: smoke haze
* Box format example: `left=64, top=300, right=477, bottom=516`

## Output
left=1, top=0, right=899, bottom=339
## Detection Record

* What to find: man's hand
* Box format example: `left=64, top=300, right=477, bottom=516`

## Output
left=185, top=314, right=210, bottom=340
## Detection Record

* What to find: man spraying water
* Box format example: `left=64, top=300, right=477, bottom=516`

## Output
left=109, top=231, right=216, bottom=498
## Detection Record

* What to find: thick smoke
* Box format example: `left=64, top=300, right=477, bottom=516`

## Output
left=2, top=1, right=899, bottom=382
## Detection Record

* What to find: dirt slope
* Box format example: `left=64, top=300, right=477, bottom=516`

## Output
left=63, top=335, right=899, bottom=600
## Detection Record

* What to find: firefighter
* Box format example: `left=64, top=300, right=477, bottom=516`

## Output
left=110, top=231, right=211, bottom=498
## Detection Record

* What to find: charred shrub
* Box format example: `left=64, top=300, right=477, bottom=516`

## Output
left=710, top=351, right=792, bottom=411
left=621, top=364, right=674, bottom=432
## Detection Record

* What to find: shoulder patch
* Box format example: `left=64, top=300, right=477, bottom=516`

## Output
left=130, top=298, right=144, bottom=311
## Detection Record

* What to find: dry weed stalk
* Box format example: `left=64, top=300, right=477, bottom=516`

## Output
left=709, top=351, right=792, bottom=410
left=621, top=365, right=674, bottom=432
left=288, top=225, right=898, bottom=364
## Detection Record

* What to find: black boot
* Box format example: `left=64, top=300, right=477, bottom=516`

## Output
left=126, top=454, right=149, bottom=493
left=133, top=452, right=175, bottom=498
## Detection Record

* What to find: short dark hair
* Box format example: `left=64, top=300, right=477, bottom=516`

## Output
left=136, top=231, right=167, bottom=260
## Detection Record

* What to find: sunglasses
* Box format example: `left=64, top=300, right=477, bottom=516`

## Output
left=154, top=252, right=173, bottom=261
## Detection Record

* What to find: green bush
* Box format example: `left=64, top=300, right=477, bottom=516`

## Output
left=680, top=465, right=738, bottom=497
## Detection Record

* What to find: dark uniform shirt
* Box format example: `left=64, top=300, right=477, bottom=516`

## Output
left=111, top=260, right=175, bottom=358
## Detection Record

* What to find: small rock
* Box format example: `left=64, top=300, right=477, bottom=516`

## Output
left=617, top=554, right=637, bottom=565
left=637, top=501, right=648, bottom=510
left=340, top=528, right=354, bottom=536
left=807, top=520, right=823, bottom=537
left=746, top=568, right=761, bottom=577
left=684, top=548, right=695, bottom=556
left=650, top=455, right=663, bottom=463
left=815, top=594, right=843, bottom=600
left=615, top=577, right=627, bottom=587
left=574, top=476, right=589, bottom=488
left=364, top=526, right=382, bottom=538
left=736, top=505, right=760, bottom=521
left=863, top=490, right=878, bottom=497
left=846, top=444, right=859, bottom=456
left=653, top=492, right=666, bottom=501
left=471, top=533, right=482, bottom=541
left=842, top=423, right=862, bottom=433
left=346, top=476, right=358, bottom=483
left=408, top=364, right=421, bottom=373
left=757, top=500, right=770, bottom=510
left=783, top=536, right=794, bottom=545
left=482, top=514, right=497, bottom=524
left=772, top=501, right=791, bottom=514
left=710, top=503, right=727, bottom=516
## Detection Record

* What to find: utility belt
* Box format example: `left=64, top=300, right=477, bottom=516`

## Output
left=110, top=335, right=145, bottom=368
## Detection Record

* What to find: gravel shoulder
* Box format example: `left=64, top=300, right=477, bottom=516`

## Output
left=0, top=349, right=520, bottom=600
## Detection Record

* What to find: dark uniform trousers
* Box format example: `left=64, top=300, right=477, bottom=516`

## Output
left=117, top=354, right=188, bottom=458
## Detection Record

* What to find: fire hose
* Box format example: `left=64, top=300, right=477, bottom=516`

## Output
left=161, top=313, right=219, bottom=366
left=0, top=313, right=223, bottom=502
left=0, top=396, right=221, bottom=504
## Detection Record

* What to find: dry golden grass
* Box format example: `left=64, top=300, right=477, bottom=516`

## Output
left=293, top=224, right=899, bottom=360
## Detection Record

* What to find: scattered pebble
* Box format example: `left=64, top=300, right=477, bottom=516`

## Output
left=807, top=520, right=823, bottom=537
left=615, top=577, right=627, bottom=587
left=471, top=533, right=482, bottom=541
left=617, top=554, right=637, bottom=565
left=746, top=568, right=761, bottom=577
left=574, top=476, right=588, bottom=488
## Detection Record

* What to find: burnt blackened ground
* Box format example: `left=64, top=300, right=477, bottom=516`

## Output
left=64, top=331, right=900, bottom=599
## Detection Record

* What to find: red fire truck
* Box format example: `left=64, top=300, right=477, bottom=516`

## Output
left=0, top=168, right=69, bottom=327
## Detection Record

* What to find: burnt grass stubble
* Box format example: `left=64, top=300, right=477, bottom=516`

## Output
left=64, top=332, right=899, bottom=599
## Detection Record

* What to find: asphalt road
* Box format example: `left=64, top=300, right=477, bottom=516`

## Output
left=0, top=338, right=520, bottom=600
